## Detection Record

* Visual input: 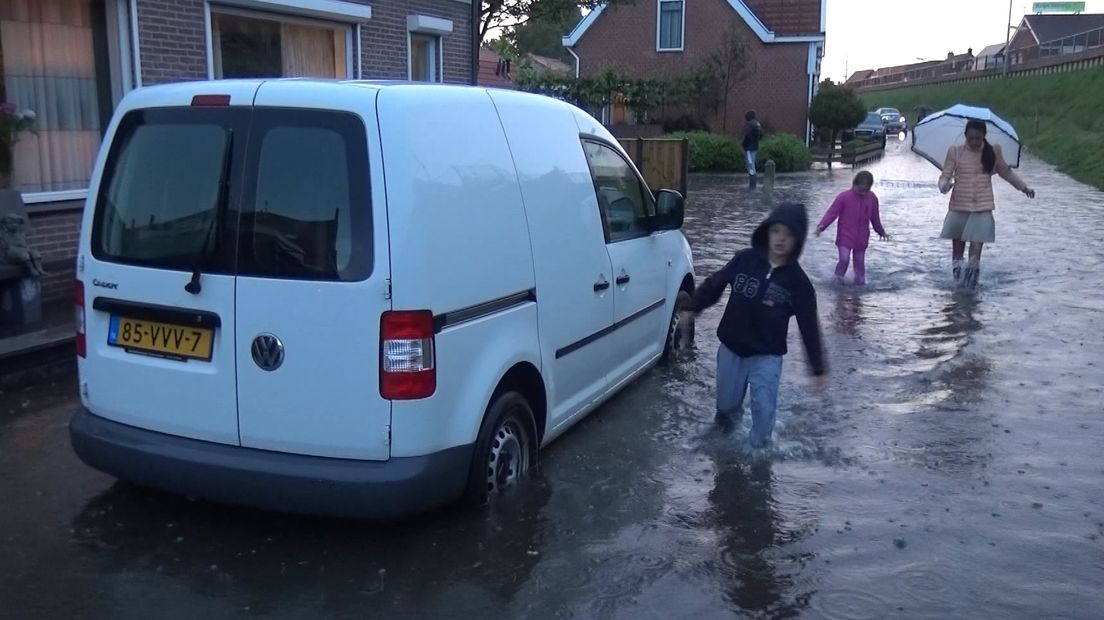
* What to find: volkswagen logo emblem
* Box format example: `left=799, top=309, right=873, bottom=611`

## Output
left=251, top=333, right=285, bottom=371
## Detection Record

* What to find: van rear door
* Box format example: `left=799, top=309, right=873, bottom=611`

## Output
left=79, top=85, right=255, bottom=445
left=233, top=83, right=392, bottom=460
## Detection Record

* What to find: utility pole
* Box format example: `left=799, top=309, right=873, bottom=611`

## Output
left=1003, top=0, right=1013, bottom=75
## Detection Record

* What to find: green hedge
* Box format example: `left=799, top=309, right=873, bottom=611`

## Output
left=667, top=131, right=743, bottom=172
left=757, top=133, right=811, bottom=172
left=667, top=131, right=811, bottom=173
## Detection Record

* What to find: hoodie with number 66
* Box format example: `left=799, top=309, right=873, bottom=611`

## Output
left=687, top=203, right=826, bottom=376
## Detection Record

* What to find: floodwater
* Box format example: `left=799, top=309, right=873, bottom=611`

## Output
left=2, top=138, right=1102, bottom=619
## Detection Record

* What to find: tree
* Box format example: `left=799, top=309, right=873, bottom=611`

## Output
left=512, top=4, right=582, bottom=62
left=479, top=0, right=630, bottom=43
left=704, top=26, right=755, bottom=132
left=808, top=79, right=866, bottom=146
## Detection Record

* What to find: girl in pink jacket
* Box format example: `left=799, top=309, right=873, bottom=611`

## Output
left=815, top=171, right=889, bottom=285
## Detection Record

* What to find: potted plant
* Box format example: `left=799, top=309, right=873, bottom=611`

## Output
left=0, top=102, right=36, bottom=189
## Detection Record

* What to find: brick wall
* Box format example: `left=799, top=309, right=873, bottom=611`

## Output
left=134, top=0, right=474, bottom=85
left=574, top=0, right=815, bottom=137
left=26, top=207, right=82, bottom=302
left=361, top=0, right=474, bottom=83
left=135, top=0, right=209, bottom=84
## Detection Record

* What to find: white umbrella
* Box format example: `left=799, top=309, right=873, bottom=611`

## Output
left=911, top=104, right=1022, bottom=170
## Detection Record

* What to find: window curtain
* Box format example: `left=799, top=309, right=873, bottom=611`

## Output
left=281, top=22, right=342, bottom=78
left=1, top=0, right=102, bottom=193
left=659, top=1, right=683, bottom=49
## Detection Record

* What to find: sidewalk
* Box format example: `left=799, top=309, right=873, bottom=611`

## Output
left=0, top=300, right=76, bottom=388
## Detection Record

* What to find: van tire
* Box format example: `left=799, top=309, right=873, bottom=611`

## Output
left=661, top=290, right=694, bottom=365
left=464, top=391, right=537, bottom=506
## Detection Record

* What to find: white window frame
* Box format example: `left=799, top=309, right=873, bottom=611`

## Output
left=656, top=0, right=685, bottom=53
left=407, top=15, right=452, bottom=83
left=21, top=0, right=135, bottom=206
left=407, top=33, right=442, bottom=82
left=205, top=2, right=356, bottom=80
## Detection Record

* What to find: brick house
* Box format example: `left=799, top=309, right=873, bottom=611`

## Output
left=846, top=50, right=975, bottom=90
left=1006, top=13, right=1104, bottom=66
left=1, top=0, right=475, bottom=303
left=562, top=0, right=825, bottom=140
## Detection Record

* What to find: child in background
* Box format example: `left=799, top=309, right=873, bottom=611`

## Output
left=816, top=171, right=889, bottom=286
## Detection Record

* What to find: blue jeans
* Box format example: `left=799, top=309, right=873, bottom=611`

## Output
left=715, top=345, right=783, bottom=447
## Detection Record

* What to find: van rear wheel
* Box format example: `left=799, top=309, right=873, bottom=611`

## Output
left=465, top=391, right=536, bottom=506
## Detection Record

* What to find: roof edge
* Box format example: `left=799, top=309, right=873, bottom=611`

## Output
left=562, top=1, right=825, bottom=48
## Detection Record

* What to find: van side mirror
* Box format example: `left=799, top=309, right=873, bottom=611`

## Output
left=649, top=189, right=684, bottom=231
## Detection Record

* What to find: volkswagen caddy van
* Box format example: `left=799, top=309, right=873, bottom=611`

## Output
left=70, top=79, right=695, bottom=518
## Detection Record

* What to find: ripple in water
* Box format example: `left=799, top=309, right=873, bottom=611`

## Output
left=811, top=589, right=890, bottom=620
left=895, top=567, right=962, bottom=606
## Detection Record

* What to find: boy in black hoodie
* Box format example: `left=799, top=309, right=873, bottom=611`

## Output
left=680, top=203, right=826, bottom=447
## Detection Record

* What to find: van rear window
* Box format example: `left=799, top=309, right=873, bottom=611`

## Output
left=92, top=107, right=373, bottom=281
left=93, top=109, right=240, bottom=271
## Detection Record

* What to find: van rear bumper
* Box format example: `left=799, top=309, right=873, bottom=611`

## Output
left=70, top=407, right=472, bottom=519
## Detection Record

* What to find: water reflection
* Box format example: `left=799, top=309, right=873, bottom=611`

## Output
left=832, top=289, right=866, bottom=340
left=709, top=460, right=781, bottom=612
left=69, top=475, right=555, bottom=615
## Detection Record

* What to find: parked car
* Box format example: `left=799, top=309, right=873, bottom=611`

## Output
left=876, top=107, right=908, bottom=135
left=70, top=80, right=697, bottom=519
left=843, top=112, right=888, bottom=147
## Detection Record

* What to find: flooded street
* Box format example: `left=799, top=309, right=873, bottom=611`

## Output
left=2, top=139, right=1102, bottom=619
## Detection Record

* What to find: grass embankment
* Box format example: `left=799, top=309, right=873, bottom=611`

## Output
left=862, top=66, right=1104, bottom=190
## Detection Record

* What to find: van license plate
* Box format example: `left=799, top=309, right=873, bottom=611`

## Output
left=108, top=316, right=214, bottom=361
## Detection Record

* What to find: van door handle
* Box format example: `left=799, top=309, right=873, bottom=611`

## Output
left=593, top=278, right=610, bottom=292
left=616, top=273, right=631, bottom=286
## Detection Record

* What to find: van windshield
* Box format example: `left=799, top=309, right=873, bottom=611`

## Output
left=92, top=107, right=373, bottom=282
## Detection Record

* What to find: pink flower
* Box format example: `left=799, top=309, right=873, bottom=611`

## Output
left=0, top=102, right=16, bottom=116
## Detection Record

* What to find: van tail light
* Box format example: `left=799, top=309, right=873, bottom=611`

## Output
left=75, top=280, right=86, bottom=358
left=380, top=310, right=436, bottom=400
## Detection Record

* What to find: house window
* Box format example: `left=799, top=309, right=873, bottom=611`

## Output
left=0, top=0, right=128, bottom=196
left=657, top=0, right=684, bottom=51
left=409, top=33, right=440, bottom=82
left=210, top=9, right=351, bottom=79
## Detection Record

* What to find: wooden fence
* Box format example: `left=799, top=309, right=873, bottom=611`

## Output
left=810, top=139, right=885, bottom=168
left=617, top=137, right=689, bottom=198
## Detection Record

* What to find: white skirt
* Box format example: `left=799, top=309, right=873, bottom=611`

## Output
left=941, top=210, right=995, bottom=243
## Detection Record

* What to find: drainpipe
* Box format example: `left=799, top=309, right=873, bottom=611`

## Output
left=471, top=0, right=480, bottom=85
left=567, top=47, right=581, bottom=78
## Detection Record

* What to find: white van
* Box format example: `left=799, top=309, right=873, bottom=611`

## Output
left=70, top=79, right=695, bottom=518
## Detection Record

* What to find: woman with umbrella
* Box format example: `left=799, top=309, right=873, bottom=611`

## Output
left=913, top=106, right=1036, bottom=288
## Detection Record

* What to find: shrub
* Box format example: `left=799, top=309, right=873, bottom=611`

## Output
left=661, top=114, right=711, bottom=134
left=668, top=131, right=743, bottom=172
left=757, top=133, right=811, bottom=172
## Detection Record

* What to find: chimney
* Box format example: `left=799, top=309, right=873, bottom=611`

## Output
left=947, top=51, right=954, bottom=59
left=967, top=47, right=973, bottom=56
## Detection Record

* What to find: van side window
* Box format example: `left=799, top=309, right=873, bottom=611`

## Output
left=236, top=109, right=372, bottom=282
left=581, top=140, right=654, bottom=243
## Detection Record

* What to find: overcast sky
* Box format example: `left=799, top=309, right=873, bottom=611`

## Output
left=821, top=0, right=1104, bottom=82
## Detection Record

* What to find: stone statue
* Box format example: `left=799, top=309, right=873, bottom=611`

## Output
left=0, top=212, right=46, bottom=277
